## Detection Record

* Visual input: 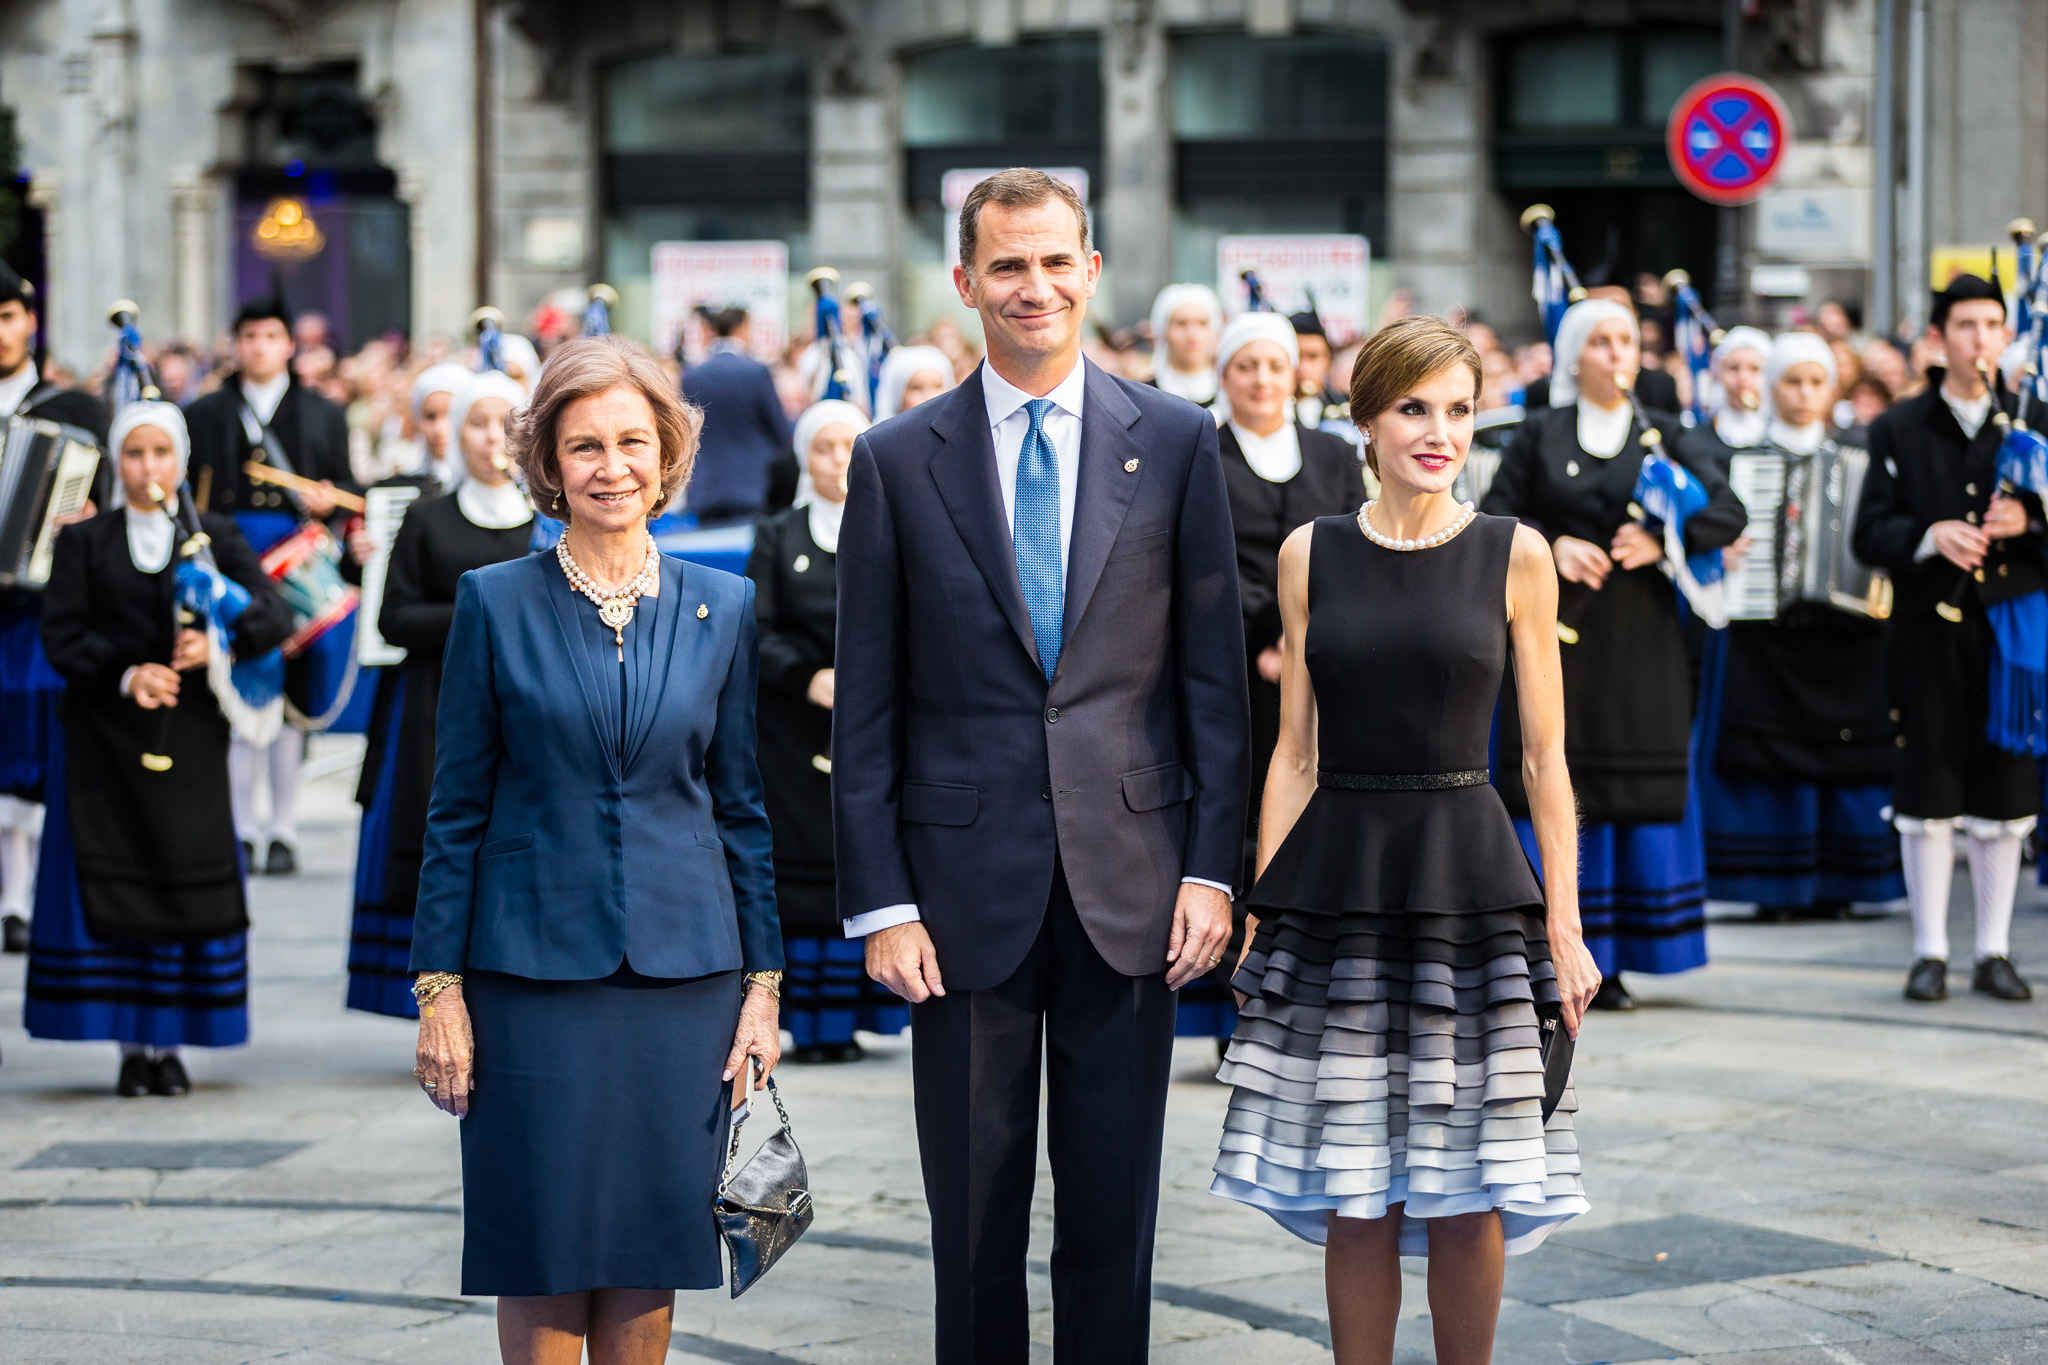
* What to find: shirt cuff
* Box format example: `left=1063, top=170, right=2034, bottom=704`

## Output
left=1914, top=526, right=1940, bottom=562
left=1181, top=876, right=1233, bottom=896
left=843, top=903, right=920, bottom=938
left=119, top=666, right=138, bottom=698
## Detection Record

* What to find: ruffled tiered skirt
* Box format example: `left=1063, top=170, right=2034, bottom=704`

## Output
left=1210, top=784, right=1588, bottom=1256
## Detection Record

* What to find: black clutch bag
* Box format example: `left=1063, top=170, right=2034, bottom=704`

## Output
left=1537, top=1012, right=1575, bottom=1122
left=714, top=1076, right=813, bottom=1298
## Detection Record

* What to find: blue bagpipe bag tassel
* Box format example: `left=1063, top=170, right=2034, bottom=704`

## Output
left=1630, top=445, right=1729, bottom=629
left=1986, top=257, right=2048, bottom=756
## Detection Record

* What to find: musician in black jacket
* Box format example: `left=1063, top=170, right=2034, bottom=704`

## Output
left=1853, top=274, right=2034, bottom=1003
left=183, top=297, right=355, bottom=877
left=1482, top=297, right=1746, bottom=1009
left=0, top=263, right=109, bottom=957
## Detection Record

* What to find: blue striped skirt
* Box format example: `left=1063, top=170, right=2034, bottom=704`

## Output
left=345, top=673, right=415, bottom=1019
left=1512, top=802, right=1710, bottom=978
left=0, top=607, right=61, bottom=799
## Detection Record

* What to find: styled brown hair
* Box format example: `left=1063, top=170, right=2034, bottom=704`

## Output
left=1347, top=316, right=1484, bottom=476
left=510, top=335, right=702, bottom=519
left=957, top=168, right=1091, bottom=274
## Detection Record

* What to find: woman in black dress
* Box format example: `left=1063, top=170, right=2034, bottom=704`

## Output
left=1481, top=299, right=1747, bottom=1009
left=25, top=401, right=290, bottom=1094
left=1181, top=311, right=1362, bottom=1043
left=346, top=370, right=533, bottom=1015
left=1213, top=317, right=1598, bottom=1364
left=748, top=398, right=909, bottom=1061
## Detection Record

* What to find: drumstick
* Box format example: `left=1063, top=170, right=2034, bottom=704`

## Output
left=243, top=461, right=367, bottom=514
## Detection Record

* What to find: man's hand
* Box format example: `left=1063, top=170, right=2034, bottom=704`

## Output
left=1930, top=518, right=1989, bottom=571
left=1165, top=882, right=1232, bottom=991
left=170, top=628, right=210, bottom=672
left=298, top=481, right=339, bottom=520
left=806, top=668, right=835, bottom=709
left=128, top=663, right=181, bottom=709
left=1609, top=521, right=1663, bottom=571
left=1984, top=495, right=2029, bottom=542
left=1552, top=535, right=1612, bottom=589
left=865, top=921, right=945, bottom=1004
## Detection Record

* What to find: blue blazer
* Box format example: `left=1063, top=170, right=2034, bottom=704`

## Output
left=409, top=552, right=781, bottom=980
left=681, top=349, right=795, bottom=516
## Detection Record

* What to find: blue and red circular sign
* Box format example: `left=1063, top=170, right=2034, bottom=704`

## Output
left=1667, top=74, right=1789, bottom=205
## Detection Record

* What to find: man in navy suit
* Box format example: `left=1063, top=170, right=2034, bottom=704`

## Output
left=680, top=306, right=795, bottom=523
left=834, top=168, right=1250, bottom=1364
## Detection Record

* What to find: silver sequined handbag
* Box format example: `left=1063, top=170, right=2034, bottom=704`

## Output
left=714, top=1076, right=813, bottom=1297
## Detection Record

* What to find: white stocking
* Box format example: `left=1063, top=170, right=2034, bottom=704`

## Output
left=1896, top=818, right=1955, bottom=962
left=0, top=820, right=36, bottom=917
left=229, top=738, right=262, bottom=842
left=265, top=728, right=304, bottom=845
left=1961, top=818, right=2030, bottom=962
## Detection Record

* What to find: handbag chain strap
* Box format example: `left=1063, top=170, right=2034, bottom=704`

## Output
left=721, top=1074, right=794, bottom=1185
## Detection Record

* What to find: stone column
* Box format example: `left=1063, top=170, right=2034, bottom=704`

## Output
left=1101, top=0, right=1172, bottom=325
left=811, top=57, right=902, bottom=320
left=169, top=172, right=216, bottom=344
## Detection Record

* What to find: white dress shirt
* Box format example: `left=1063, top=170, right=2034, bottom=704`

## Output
left=0, top=361, right=38, bottom=418
left=237, top=372, right=290, bottom=446
left=846, top=357, right=1229, bottom=939
left=1912, top=385, right=2000, bottom=563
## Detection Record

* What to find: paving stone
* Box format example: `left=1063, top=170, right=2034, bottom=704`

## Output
left=1747, top=1259, right=2048, bottom=1338
left=18, top=1139, right=308, bottom=1170
left=1559, top=1280, right=1891, bottom=1357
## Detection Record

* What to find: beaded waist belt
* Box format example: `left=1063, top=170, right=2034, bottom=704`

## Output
left=1317, top=769, right=1490, bottom=792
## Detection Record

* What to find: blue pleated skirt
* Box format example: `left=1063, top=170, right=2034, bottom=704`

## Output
left=345, top=674, right=414, bottom=1019
left=1694, top=630, right=1904, bottom=908
left=22, top=721, right=249, bottom=1048
left=782, top=935, right=908, bottom=1047
left=457, top=964, right=742, bottom=1297
left=0, top=607, right=62, bottom=797
left=1512, top=800, right=1710, bottom=978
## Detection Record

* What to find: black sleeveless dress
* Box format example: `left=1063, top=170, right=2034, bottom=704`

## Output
left=1210, top=511, right=1588, bottom=1256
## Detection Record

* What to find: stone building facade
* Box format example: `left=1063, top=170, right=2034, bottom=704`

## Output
left=3, top=0, right=2043, bottom=366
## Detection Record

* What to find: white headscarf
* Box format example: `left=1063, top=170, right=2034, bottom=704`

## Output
left=1211, top=312, right=1301, bottom=427
left=792, top=399, right=870, bottom=554
left=1548, top=299, right=1637, bottom=407
left=1712, top=326, right=1771, bottom=372
left=1708, top=326, right=1772, bottom=448
left=498, top=334, right=543, bottom=393
left=1763, top=331, right=1838, bottom=445
left=873, top=346, right=953, bottom=422
left=411, top=363, right=471, bottom=423
left=1150, top=284, right=1224, bottom=402
left=445, top=370, right=529, bottom=524
left=109, top=401, right=191, bottom=569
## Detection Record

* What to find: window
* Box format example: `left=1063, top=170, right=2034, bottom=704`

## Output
left=902, top=39, right=1101, bottom=147
left=602, top=51, right=808, bottom=154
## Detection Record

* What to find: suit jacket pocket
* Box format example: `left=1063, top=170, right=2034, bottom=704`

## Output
left=900, top=780, right=979, bottom=826
left=1121, top=761, right=1194, bottom=812
left=1107, top=528, right=1171, bottom=561
left=480, top=833, right=535, bottom=857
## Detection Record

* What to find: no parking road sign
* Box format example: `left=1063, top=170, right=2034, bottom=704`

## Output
left=1667, top=74, right=1789, bottom=206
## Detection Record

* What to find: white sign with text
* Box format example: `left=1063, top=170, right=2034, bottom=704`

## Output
left=651, top=240, right=789, bottom=364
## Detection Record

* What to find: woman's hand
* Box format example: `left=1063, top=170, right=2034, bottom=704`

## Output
left=1722, top=535, right=1751, bottom=576
left=723, top=983, right=782, bottom=1111
left=1230, top=914, right=1259, bottom=1009
left=806, top=668, right=835, bottom=710
left=1255, top=645, right=1283, bottom=684
left=1548, top=925, right=1601, bottom=1039
left=170, top=628, right=210, bottom=672
left=1551, top=535, right=1612, bottom=589
left=1985, top=495, right=2029, bottom=542
left=128, top=663, right=181, bottom=709
left=348, top=528, right=378, bottom=566
left=1609, top=521, right=1663, bottom=571
left=414, top=982, right=475, bottom=1118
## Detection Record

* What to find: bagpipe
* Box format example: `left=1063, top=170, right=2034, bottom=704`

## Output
left=1519, top=205, right=1728, bottom=638
left=583, top=282, right=618, bottom=339
left=804, top=268, right=867, bottom=411
left=845, top=280, right=895, bottom=413
left=1980, top=224, right=2048, bottom=755
left=1663, top=269, right=1722, bottom=426
left=1240, top=269, right=1273, bottom=313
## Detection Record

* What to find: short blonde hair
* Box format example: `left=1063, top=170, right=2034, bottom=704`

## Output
left=1347, top=316, right=1483, bottom=476
left=511, top=335, right=702, bottom=518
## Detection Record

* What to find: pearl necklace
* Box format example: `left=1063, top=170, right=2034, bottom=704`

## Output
left=557, top=532, right=659, bottom=660
left=1357, top=499, right=1477, bottom=552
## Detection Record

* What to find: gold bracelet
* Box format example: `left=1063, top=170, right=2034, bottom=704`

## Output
left=743, top=970, right=783, bottom=999
left=412, top=972, right=462, bottom=1007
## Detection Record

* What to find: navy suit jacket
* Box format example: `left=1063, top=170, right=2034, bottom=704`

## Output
left=681, top=349, right=795, bottom=517
left=410, top=552, right=781, bottom=980
left=832, top=360, right=1251, bottom=991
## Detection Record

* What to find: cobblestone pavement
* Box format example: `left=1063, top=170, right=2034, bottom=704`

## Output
left=3, top=738, right=2046, bottom=1363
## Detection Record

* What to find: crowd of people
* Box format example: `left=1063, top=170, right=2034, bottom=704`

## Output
left=0, top=160, right=2040, bottom=1362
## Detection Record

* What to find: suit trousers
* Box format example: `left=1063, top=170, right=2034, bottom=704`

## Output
left=910, top=863, right=1178, bottom=1364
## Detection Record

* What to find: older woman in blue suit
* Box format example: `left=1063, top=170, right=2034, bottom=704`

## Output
left=410, top=335, right=783, bottom=1364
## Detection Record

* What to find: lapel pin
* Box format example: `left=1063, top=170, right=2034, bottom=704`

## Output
left=696, top=603, right=709, bottom=620
left=793, top=554, right=811, bottom=573
left=1565, top=460, right=1581, bottom=478
left=1124, top=458, right=1140, bottom=473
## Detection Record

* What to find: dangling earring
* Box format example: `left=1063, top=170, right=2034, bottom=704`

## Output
left=1359, top=428, right=1373, bottom=445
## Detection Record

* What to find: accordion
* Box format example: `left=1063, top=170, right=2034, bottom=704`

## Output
left=1724, top=442, right=1893, bottom=622
left=0, top=415, right=102, bottom=590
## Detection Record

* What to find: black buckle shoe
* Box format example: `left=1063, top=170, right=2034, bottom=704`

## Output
left=1904, top=957, right=1948, bottom=1002
left=1590, top=975, right=1636, bottom=1011
left=149, top=1053, right=191, bottom=1096
left=264, top=841, right=297, bottom=877
left=116, top=1055, right=152, bottom=1098
left=2, top=913, right=27, bottom=954
left=1972, top=956, right=2033, bottom=1002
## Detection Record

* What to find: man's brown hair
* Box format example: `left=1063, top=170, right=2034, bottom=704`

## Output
left=957, top=168, right=1091, bottom=274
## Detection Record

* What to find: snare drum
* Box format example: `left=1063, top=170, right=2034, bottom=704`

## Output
left=259, top=523, right=359, bottom=658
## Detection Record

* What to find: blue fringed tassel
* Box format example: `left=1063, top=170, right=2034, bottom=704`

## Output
left=1987, top=593, right=2048, bottom=756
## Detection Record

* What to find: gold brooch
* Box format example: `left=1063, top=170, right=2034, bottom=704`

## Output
left=696, top=603, right=709, bottom=619
left=1124, top=459, right=1140, bottom=473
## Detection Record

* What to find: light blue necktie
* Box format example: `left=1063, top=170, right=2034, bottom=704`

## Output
left=1013, top=397, right=1064, bottom=680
